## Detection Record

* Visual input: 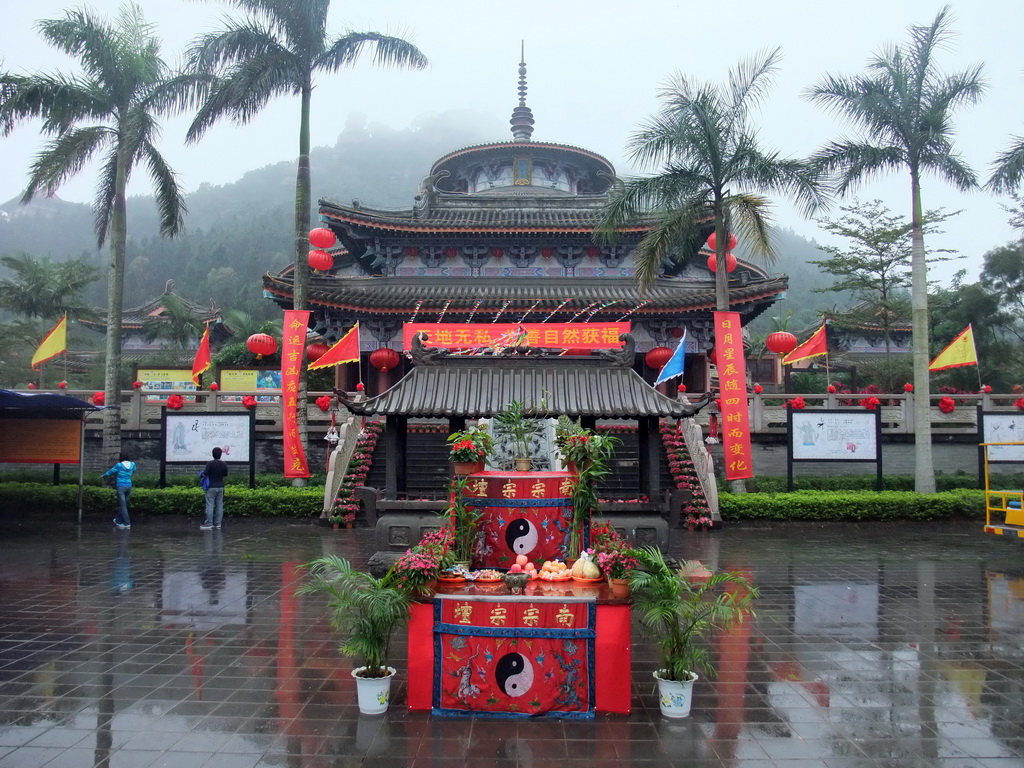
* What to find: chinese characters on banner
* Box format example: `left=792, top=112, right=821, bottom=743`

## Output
left=281, top=310, right=311, bottom=478
left=402, top=322, right=631, bottom=350
left=713, top=311, right=753, bottom=481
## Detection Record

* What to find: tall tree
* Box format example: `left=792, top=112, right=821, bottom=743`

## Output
left=0, top=3, right=200, bottom=463
left=597, top=47, right=826, bottom=308
left=805, top=6, right=985, bottom=493
left=185, top=0, right=427, bottom=460
left=0, top=253, right=100, bottom=322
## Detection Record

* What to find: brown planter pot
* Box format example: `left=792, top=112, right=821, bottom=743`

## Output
left=515, top=458, right=533, bottom=472
left=610, top=577, right=630, bottom=598
left=332, top=523, right=340, bottom=530
left=453, top=461, right=482, bottom=476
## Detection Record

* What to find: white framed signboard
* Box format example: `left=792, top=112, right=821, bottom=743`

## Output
left=980, top=412, right=1024, bottom=462
left=163, top=413, right=252, bottom=463
left=787, top=409, right=883, bottom=491
left=790, top=411, right=878, bottom=461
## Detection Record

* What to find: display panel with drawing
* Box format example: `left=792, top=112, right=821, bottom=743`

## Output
left=219, top=368, right=281, bottom=403
left=981, top=413, right=1024, bottom=462
left=790, top=411, right=878, bottom=461
left=164, top=413, right=251, bottom=463
left=136, top=367, right=197, bottom=403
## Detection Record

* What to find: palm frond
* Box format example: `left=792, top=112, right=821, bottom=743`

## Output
left=726, top=47, right=782, bottom=117
left=811, top=141, right=905, bottom=196
left=319, top=32, right=428, bottom=73
left=725, top=193, right=775, bottom=261
left=93, top=152, right=119, bottom=247
left=22, top=126, right=111, bottom=203
left=988, top=137, right=1024, bottom=193
left=140, top=140, right=187, bottom=238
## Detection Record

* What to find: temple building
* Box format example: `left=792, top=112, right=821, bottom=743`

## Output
left=262, top=58, right=788, bottom=394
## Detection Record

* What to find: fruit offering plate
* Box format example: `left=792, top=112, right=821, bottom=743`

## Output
left=437, top=575, right=466, bottom=583
left=539, top=574, right=572, bottom=582
left=570, top=576, right=604, bottom=584
left=469, top=569, right=504, bottom=583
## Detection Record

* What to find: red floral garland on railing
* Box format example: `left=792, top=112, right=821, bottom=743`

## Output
left=331, top=421, right=384, bottom=525
left=659, top=421, right=712, bottom=522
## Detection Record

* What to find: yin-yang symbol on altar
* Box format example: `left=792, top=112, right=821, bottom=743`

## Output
left=495, top=652, right=534, bottom=697
left=505, top=519, right=539, bottom=555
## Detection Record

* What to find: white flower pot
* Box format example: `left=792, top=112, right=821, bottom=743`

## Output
left=654, top=669, right=697, bottom=718
left=352, top=666, right=396, bottom=715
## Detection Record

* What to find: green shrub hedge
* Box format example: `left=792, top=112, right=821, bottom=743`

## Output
left=719, top=488, right=985, bottom=521
left=0, top=483, right=324, bottom=518
left=734, top=474, right=993, bottom=493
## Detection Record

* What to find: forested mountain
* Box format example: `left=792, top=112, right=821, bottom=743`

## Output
left=0, top=109, right=838, bottom=324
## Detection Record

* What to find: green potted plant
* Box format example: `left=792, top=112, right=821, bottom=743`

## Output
left=447, top=476, right=483, bottom=568
left=494, top=399, right=540, bottom=471
left=447, top=423, right=493, bottom=475
left=562, top=426, right=619, bottom=558
left=296, top=555, right=414, bottom=714
left=629, top=546, right=758, bottom=718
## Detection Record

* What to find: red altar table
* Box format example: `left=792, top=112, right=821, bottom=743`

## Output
left=462, top=471, right=587, bottom=569
left=407, top=580, right=631, bottom=717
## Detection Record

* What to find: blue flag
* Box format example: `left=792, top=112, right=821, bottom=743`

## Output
left=654, top=328, right=687, bottom=386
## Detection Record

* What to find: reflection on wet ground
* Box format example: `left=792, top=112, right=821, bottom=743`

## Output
left=1, top=515, right=1024, bottom=767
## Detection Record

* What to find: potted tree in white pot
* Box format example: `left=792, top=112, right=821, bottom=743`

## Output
left=629, top=546, right=758, bottom=718
left=297, top=555, right=414, bottom=714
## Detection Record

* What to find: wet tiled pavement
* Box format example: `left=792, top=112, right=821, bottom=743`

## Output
left=1, top=513, right=1023, bottom=767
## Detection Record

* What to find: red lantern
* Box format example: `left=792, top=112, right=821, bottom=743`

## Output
left=27, top=382, right=37, bottom=390
left=753, top=384, right=763, bottom=394
left=938, top=397, right=956, bottom=414
left=91, top=391, right=105, bottom=406
left=706, top=232, right=738, bottom=252
left=708, top=348, right=717, bottom=366
left=405, top=246, right=419, bottom=257
left=356, top=382, right=365, bottom=391
left=982, top=385, right=992, bottom=394
left=670, top=327, right=684, bottom=338
left=586, top=246, right=600, bottom=258
left=706, top=253, right=737, bottom=272
left=369, top=347, right=401, bottom=372
left=645, top=346, right=674, bottom=370
left=765, top=332, right=798, bottom=355
left=133, top=380, right=143, bottom=389
left=564, top=348, right=591, bottom=356
left=677, top=383, right=687, bottom=393
left=209, top=382, right=219, bottom=391
left=445, top=247, right=458, bottom=259
left=247, top=333, right=278, bottom=359
left=58, top=381, right=67, bottom=389
left=827, top=385, right=837, bottom=394
left=308, top=249, right=334, bottom=271
left=306, top=342, right=330, bottom=363
left=309, top=227, right=336, bottom=249
left=492, top=247, right=504, bottom=258
left=903, top=383, right=914, bottom=393
left=541, top=247, right=554, bottom=258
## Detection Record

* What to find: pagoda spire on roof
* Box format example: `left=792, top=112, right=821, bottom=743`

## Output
left=509, top=42, right=535, bottom=142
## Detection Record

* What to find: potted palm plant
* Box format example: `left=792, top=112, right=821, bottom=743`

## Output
left=494, top=400, right=540, bottom=471
left=296, top=555, right=414, bottom=714
left=629, top=546, right=757, bottom=718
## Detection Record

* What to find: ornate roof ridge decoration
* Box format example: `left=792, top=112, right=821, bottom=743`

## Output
left=429, top=140, right=616, bottom=176
left=80, top=285, right=222, bottom=329
left=337, top=350, right=711, bottom=419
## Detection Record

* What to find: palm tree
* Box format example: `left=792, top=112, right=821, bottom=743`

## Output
left=142, top=293, right=205, bottom=351
left=988, top=138, right=1024, bottom=194
left=0, top=4, right=200, bottom=464
left=185, top=0, right=427, bottom=459
left=0, top=253, right=100, bottom=322
left=597, top=48, right=826, bottom=309
left=805, top=6, right=985, bottom=493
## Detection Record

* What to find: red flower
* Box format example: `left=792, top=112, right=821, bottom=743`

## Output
left=938, top=397, right=956, bottom=414
left=827, top=385, right=837, bottom=394
left=787, top=396, right=806, bottom=410
left=982, top=385, right=992, bottom=394
left=903, top=383, right=913, bottom=393
left=166, top=394, right=184, bottom=410
left=1015, top=398, right=1024, bottom=411
left=209, top=382, right=219, bottom=391
left=91, top=391, right=105, bottom=406
left=58, top=381, right=67, bottom=389
left=753, top=384, right=763, bottom=394
left=242, top=395, right=257, bottom=409
left=677, top=383, right=686, bottom=392
left=863, top=396, right=880, bottom=410
left=132, top=380, right=143, bottom=389
left=316, top=395, right=332, bottom=412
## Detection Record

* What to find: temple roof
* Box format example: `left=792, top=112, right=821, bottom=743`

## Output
left=263, top=273, right=788, bottom=319
left=80, top=287, right=223, bottom=331
left=340, top=355, right=707, bottom=419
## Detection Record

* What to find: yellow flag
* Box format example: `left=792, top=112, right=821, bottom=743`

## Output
left=31, top=314, right=67, bottom=371
left=928, top=325, right=978, bottom=371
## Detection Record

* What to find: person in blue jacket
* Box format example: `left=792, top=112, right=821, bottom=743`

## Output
left=103, top=452, right=137, bottom=529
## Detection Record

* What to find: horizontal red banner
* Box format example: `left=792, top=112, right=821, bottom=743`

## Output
left=402, top=322, right=630, bottom=350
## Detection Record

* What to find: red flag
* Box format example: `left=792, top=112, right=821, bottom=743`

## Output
left=191, top=325, right=211, bottom=385
left=308, top=323, right=360, bottom=370
left=782, top=324, right=828, bottom=366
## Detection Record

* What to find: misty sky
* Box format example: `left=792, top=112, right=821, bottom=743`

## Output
left=2, top=0, right=1022, bottom=284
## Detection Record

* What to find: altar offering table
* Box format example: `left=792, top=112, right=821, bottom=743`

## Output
left=407, top=580, right=631, bottom=717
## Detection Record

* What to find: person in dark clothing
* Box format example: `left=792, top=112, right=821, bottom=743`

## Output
left=199, top=447, right=228, bottom=530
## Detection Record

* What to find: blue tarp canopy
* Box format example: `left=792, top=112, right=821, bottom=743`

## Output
left=0, top=389, right=100, bottom=417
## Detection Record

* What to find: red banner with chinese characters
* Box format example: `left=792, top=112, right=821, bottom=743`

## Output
left=464, top=472, right=579, bottom=568
left=281, top=310, right=311, bottom=478
left=402, top=322, right=630, bottom=350
left=433, top=596, right=595, bottom=717
left=713, top=311, right=753, bottom=480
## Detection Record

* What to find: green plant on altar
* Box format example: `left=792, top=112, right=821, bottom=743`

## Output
left=566, top=429, right=619, bottom=557
left=296, top=555, right=413, bottom=679
left=629, top=546, right=758, bottom=682
left=447, top=423, right=493, bottom=463
left=494, top=399, right=541, bottom=463
left=447, top=476, right=483, bottom=564
left=590, top=521, right=640, bottom=578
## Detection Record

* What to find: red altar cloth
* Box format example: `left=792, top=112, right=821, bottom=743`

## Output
left=407, top=581, right=631, bottom=716
left=463, top=471, right=585, bottom=569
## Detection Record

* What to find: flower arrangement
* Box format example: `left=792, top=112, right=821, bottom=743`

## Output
left=166, top=394, right=184, bottom=410
left=786, top=396, right=806, bottom=410
left=330, top=421, right=383, bottom=525
left=447, top=424, right=493, bottom=464
left=241, top=395, right=257, bottom=409
left=684, top=514, right=712, bottom=529
left=389, top=548, right=440, bottom=595
left=1016, top=398, right=1024, bottom=411
left=660, top=422, right=713, bottom=521
left=91, top=391, right=105, bottom=406
left=316, top=395, right=332, bottom=412
left=597, top=548, right=640, bottom=579
left=938, top=396, right=956, bottom=414
left=862, top=396, right=881, bottom=410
